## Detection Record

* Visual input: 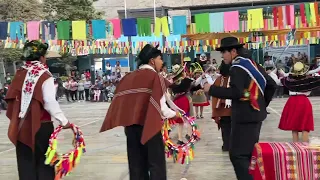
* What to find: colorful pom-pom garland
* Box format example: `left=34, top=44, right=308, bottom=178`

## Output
left=44, top=124, right=86, bottom=180
left=162, top=113, right=200, bottom=164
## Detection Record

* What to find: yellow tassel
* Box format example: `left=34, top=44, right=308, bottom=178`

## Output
left=45, top=147, right=51, bottom=156
left=45, top=149, right=56, bottom=165
left=52, top=139, right=57, bottom=149
left=75, top=147, right=82, bottom=164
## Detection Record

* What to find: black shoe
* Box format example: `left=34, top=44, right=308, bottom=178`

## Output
left=185, top=134, right=191, bottom=141
left=200, top=115, right=204, bottom=118
left=177, top=140, right=185, bottom=145
left=222, top=146, right=229, bottom=152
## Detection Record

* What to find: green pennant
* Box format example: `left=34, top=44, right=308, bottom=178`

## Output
left=305, top=3, right=311, bottom=25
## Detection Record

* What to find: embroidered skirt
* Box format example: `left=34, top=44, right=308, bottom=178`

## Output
left=278, top=95, right=314, bottom=132
left=192, top=93, right=210, bottom=107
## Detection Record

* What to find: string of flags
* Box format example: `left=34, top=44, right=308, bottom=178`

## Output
left=1, top=2, right=320, bottom=55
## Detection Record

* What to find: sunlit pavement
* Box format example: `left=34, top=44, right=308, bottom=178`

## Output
left=1, top=97, right=320, bottom=180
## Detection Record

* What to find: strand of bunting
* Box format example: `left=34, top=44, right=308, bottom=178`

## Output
left=0, top=3, right=319, bottom=41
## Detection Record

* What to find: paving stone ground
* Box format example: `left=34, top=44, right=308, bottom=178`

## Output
left=1, top=97, right=320, bottom=180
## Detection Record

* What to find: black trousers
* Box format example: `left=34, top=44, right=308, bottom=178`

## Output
left=125, top=125, right=166, bottom=180
left=70, top=90, right=77, bottom=101
left=65, top=89, right=70, bottom=101
left=229, top=122, right=262, bottom=180
left=16, top=122, right=55, bottom=180
left=220, top=116, right=231, bottom=151
left=84, top=89, right=90, bottom=101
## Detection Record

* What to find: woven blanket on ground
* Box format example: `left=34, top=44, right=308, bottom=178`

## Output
left=249, top=142, right=320, bottom=180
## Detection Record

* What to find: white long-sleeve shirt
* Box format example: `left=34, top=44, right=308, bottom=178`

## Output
left=139, top=64, right=176, bottom=119
left=42, top=77, right=69, bottom=126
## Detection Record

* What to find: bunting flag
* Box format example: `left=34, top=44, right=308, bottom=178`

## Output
left=278, top=6, right=284, bottom=29
left=209, top=13, right=224, bottom=32
left=109, top=19, right=121, bottom=38
left=310, top=3, right=317, bottom=26
left=121, top=18, right=137, bottom=36
left=195, top=13, right=210, bottom=33
left=41, top=22, right=56, bottom=40
left=72, top=21, right=86, bottom=40
left=305, top=3, right=311, bottom=25
left=315, top=2, right=319, bottom=26
left=27, top=21, right=40, bottom=40
left=300, top=4, right=306, bottom=25
left=0, top=22, right=8, bottom=40
left=154, top=17, right=170, bottom=37
left=247, top=8, right=264, bottom=30
left=172, top=16, right=187, bottom=35
left=92, top=20, right=107, bottom=39
left=57, top=21, right=71, bottom=40
left=273, top=7, right=278, bottom=27
left=224, top=11, right=239, bottom=31
left=137, top=18, right=151, bottom=36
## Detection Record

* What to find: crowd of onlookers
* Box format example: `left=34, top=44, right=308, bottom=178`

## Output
left=56, top=61, right=124, bottom=103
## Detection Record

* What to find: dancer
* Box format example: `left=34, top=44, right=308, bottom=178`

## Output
left=203, top=37, right=276, bottom=180
left=100, top=44, right=180, bottom=180
left=212, top=61, right=232, bottom=152
left=278, top=62, right=320, bottom=142
left=5, top=40, right=71, bottom=180
left=191, top=65, right=210, bottom=119
left=170, top=64, right=194, bottom=145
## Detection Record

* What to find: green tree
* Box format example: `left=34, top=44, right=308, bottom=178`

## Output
left=0, top=0, right=44, bottom=64
left=0, top=45, right=22, bottom=63
left=0, top=0, right=45, bottom=21
left=51, top=53, right=77, bottom=76
left=43, top=0, right=103, bottom=21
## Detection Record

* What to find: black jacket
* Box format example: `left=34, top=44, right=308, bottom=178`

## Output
left=209, top=63, right=276, bottom=124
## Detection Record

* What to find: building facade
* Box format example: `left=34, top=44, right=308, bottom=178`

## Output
left=94, top=0, right=271, bottom=18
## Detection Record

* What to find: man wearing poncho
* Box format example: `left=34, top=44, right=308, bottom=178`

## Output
left=100, top=44, right=180, bottom=180
left=203, top=37, right=276, bottom=180
left=5, top=40, right=71, bottom=180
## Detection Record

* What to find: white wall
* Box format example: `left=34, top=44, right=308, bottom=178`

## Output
left=93, top=0, right=271, bottom=19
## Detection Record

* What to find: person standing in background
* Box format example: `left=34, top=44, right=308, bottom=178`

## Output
left=115, top=61, right=121, bottom=78
left=77, top=79, right=85, bottom=101
left=69, top=78, right=78, bottom=101
left=106, top=62, right=112, bottom=79
left=63, top=79, right=71, bottom=102
left=84, top=78, right=92, bottom=101
left=5, top=72, right=12, bottom=84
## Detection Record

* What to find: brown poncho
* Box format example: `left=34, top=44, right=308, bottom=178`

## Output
left=100, top=68, right=170, bottom=144
left=212, top=75, right=232, bottom=118
left=5, top=69, right=51, bottom=151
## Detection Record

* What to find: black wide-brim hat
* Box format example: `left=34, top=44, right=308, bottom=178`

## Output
left=170, top=78, right=193, bottom=94
left=136, top=44, right=161, bottom=66
left=216, top=37, right=245, bottom=51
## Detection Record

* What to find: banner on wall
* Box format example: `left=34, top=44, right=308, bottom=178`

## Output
left=210, top=51, right=223, bottom=66
left=263, top=45, right=310, bottom=64
left=71, top=47, right=89, bottom=56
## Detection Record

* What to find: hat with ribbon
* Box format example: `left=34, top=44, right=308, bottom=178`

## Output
left=289, top=62, right=309, bottom=76
left=171, top=64, right=185, bottom=82
left=216, top=37, right=245, bottom=51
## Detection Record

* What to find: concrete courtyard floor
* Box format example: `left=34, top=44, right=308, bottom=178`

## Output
left=1, top=97, right=320, bottom=180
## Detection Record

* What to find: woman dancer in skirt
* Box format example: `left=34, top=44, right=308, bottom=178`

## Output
left=278, top=62, right=320, bottom=142
left=191, top=65, right=211, bottom=119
